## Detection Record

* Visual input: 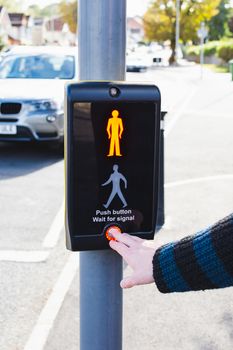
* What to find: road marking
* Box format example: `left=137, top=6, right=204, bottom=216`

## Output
left=0, top=250, right=49, bottom=262
left=179, top=110, right=233, bottom=119
left=23, top=253, right=78, bottom=350
left=165, top=174, right=233, bottom=188
left=164, top=85, right=198, bottom=138
left=43, top=200, right=65, bottom=248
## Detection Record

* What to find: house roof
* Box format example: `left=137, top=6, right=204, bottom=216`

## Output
left=127, top=17, right=143, bottom=31
left=9, top=13, right=26, bottom=27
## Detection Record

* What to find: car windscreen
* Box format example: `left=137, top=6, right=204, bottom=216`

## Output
left=0, top=54, right=75, bottom=79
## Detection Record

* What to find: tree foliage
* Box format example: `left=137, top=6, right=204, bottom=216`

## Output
left=59, top=0, right=77, bottom=33
left=40, top=4, right=60, bottom=18
left=26, top=4, right=60, bottom=18
left=208, top=0, right=231, bottom=40
left=26, top=5, right=43, bottom=17
left=217, top=40, right=233, bottom=61
left=228, top=8, right=233, bottom=35
left=143, top=0, right=221, bottom=63
left=0, top=0, right=21, bottom=11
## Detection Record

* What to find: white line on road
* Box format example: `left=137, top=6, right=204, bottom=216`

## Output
left=0, top=250, right=50, bottom=262
left=43, top=200, right=65, bottom=248
left=164, top=85, right=198, bottom=138
left=23, top=253, right=78, bottom=350
left=178, top=110, right=233, bottom=119
left=165, top=174, right=233, bottom=188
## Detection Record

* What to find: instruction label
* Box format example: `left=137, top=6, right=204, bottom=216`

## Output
left=92, top=208, right=135, bottom=223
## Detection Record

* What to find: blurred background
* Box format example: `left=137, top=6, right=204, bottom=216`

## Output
left=0, top=0, right=233, bottom=69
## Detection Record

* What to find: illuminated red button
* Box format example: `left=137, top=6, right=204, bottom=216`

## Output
left=105, top=225, right=122, bottom=241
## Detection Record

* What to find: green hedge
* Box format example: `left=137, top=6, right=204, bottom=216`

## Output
left=185, top=45, right=200, bottom=56
left=186, top=40, right=233, bottom=62
left=186, top=41, right=220, bottom=57
left=217, top=41, right=233, bottom=62
left=204, top=41, right=219, bottom=56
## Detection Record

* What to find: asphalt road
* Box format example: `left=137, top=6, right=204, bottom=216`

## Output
left=0, top=64, right=233, bottom=350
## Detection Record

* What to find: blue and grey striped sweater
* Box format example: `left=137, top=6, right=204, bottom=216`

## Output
left=153, top=213, right=233, bottom=293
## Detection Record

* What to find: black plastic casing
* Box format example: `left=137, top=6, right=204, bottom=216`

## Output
left=65, top=81, right=161, bottom=251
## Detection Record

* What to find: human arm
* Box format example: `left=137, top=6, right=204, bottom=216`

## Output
left=106, top=119, right=111, bottom=139
left=109, top=213, right=233, bottom=292
left=109, top=233, right=157, bottom=288
left=101, top=175, right=112, bottom=186
left=120, top=174, right=127, bottom=189
left=119, top=118, right=123, bottom=138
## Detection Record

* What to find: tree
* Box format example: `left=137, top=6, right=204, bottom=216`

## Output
left=26, top=5, right=42, bottom=17
left=40, top=4, right=60, bottom=18
left=143, top=0, right=221, bottom=64
left=228, top=8, right=233, bottom=36
left=25, top=3, right=60, bottom=18
left=208, top=0, right=231, bottom=40
left=0, top=0, right=21, bottom=11
left=229, top=17, right=233, bottom=35
left=59, top=0, right=77, bottom=34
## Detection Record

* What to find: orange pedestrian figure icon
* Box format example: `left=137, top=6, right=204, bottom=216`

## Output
left=106, top=110, right=124, bottom=157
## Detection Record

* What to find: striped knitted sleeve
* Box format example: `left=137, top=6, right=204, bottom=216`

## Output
left=152, top=213, right=233, bottom=293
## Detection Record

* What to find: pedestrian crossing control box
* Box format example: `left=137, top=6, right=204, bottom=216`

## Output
left=65, top=82, right=161, bottom=251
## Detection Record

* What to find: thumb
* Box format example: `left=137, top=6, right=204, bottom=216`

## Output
left=120, top=274, right=138, bottom=289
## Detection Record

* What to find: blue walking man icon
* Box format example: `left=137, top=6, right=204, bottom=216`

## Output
left=102, top=164, right=127, bottom=209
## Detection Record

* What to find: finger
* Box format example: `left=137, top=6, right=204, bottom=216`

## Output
left=120, top=275, right=138, bottom=289
left=109, top=240, right=129, bottom=259
left=109, top=230, right=138, bottom=247
left=129, top=235, right=145, bottom=244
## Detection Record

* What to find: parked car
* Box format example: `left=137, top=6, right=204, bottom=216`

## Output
left=0, top=45, right=77, bottom=145
left=148, top=43, right=173, bottom=66
left=126, top=51, right=152, bottom=72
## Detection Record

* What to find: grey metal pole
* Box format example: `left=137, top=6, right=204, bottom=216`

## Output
left=175, top=0, right=180, bottom=63
left=78, top=0, right=126, bottom=81
left=78, top=1, right=126, bottom=350
left=200, top=22, right=205, bottom=80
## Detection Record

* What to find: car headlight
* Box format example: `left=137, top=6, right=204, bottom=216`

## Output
left=26, top=99, right=59, bottom=112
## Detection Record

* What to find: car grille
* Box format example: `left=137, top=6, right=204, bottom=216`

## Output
left=0, top=118, right=18, bottom=122
left=0, top=102, right=22, bottom=115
